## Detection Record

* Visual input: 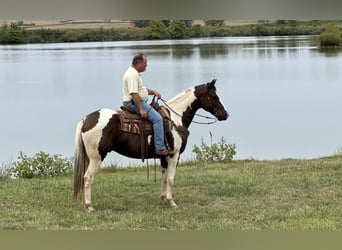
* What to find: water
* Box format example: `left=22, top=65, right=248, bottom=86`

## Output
left=1, top=36, right=342, bottom=166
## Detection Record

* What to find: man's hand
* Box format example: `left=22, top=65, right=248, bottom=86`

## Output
left=131, top=93, right=147, bottom=119
left=147, top=88, right=161, bottom=99
left=153, top=90, right=161, bottom=99
left=140, top=108, right=147, bottom=119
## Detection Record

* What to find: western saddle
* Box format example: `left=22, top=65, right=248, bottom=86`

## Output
left=118, top=100, right=173, bottom=161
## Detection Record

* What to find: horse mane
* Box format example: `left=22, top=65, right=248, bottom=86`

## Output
left=165, top=87, right=196, bottom=111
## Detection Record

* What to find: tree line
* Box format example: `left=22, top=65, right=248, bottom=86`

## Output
left=0, top=20, right=341, bottom=46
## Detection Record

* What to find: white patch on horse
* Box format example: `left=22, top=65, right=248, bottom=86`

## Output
left=166, top=87, right=196, bottom=126
left=171, top=128, right=183, bottom=151
left=147, top=135, right=152, bottom=145
left=82, top=109, right=117, bottom=158
left=162, top=129, right=183, bottom=207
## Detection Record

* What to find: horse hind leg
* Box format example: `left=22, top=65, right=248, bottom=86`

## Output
left=83, top=156, right=102, bottom=212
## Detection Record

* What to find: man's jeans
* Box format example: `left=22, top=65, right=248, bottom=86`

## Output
left=125, top=101, right=167, bottom=151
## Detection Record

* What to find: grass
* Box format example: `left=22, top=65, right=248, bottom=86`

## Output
left=1, top=156, right=342, bottom=230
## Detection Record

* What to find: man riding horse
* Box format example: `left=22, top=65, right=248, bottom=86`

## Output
left=122, top=53, right=172, bottom=156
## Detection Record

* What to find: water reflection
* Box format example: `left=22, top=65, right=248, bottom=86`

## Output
left=198, top=44, right=229, bottom=58
left=1, top=36, right=342, bottom=165
left=317, top=47, right=342, bottom=57
left=171, top=44, right=194, bottom=58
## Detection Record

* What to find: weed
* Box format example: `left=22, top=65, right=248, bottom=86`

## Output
left=12, top=151, right=72, bottom=178
left=192, top=134, right=236, bottom=162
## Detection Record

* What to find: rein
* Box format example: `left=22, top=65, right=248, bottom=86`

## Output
left=159, top=98, right=218, bottom=125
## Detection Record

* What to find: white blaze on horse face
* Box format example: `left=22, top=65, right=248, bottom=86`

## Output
left=82, top=109, right=118, bottom=158
left=217, top=92, right=227, bottom=113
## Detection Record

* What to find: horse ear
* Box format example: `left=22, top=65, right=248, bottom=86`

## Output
left=209, top=79, right=216, bottom=88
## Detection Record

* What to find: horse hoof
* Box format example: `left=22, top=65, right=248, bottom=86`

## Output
left=84, top=203, right=94, bottom=212
left=169, top=200, right=178, bottom=208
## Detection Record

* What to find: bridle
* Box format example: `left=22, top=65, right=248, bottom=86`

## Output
left=159, top=90, right=218, bottom=125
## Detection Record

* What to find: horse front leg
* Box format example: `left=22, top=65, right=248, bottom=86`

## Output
left=161, top=168, right=167, bottom=200
left=160, top=155, right=179, bottom=208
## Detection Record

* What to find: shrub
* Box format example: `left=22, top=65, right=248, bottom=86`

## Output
left=319, top=25, right=341, bottom=47
left=0, top=161, right=14, bottom=179
left=0, top=23, right=25, bottom=44
left=205, top=20, right=225, bottom=26
left=192, top=136, right=236, bottom=162
left=12, top=151, right=73, bottom=178
left=169, top=20, right=188, bottom=39
left=133, top=20, right=149, bottom=28
left=146, top=20, right=169, bottom=39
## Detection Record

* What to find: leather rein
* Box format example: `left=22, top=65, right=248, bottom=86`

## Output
left=159, top=96, right=218, bottom=125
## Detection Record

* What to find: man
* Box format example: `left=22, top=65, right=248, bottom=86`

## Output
left=122, top=53, right=170, bottom=156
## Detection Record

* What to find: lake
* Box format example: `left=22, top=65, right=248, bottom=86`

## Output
left=1, top=36, right=342, bottom=166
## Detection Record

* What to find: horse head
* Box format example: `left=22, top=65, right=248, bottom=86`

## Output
left=195, top=79, right=229, bottom=121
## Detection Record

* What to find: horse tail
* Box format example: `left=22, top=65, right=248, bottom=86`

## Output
left=73, top=119, right=89, bottom=201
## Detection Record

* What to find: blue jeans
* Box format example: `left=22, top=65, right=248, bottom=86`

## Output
left=125, top=101, right=167, bottom=151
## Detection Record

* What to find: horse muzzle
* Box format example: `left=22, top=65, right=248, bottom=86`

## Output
left=215, top=110, right=229, bottom=121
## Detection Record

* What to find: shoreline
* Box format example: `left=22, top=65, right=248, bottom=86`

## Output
left=0, top=19, right=258, bottom=30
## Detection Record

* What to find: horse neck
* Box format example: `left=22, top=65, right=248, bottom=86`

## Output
left=166, top=88, right=200, bottom=128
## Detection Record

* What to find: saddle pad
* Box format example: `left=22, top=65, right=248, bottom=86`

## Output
left=118, top=111, right=153, bottom=135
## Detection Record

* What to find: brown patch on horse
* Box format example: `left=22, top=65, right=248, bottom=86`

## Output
left=81, top=110, right=100, bottom=133
left=175, top=126, right=189, bottom=153
left=98, top=114, right=122, bottom=160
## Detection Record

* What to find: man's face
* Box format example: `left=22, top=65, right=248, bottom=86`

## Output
left=136, top=56, right=148, bottom=73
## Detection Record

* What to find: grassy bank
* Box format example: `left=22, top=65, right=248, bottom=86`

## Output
left=1, top=155, right=342, bottom=230
left=1, top=20, right=342, bottom=44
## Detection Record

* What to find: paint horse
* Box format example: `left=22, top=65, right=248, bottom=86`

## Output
left=73, top=79, right=229, bottom=211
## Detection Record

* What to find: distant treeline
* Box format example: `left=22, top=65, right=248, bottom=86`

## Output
left=1, top=20, right=341, bottom=45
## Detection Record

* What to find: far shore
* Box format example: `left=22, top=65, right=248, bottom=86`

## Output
left=0, top=19, right=257, bottom=30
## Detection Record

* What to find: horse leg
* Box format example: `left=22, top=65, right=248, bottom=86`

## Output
left=83, top=156, right=101, bottom=212
left=160, top=168, right=167, bottom=200
left=161, top=154, right=179, bottom=208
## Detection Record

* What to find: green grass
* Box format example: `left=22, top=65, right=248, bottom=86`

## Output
left=1, top=156, right=342, bottom=230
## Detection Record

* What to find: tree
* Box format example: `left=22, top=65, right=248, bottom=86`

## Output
left=133, top=20, right=149, bottom=28
left=169, top=20, right=188, bottom=39
left=0, top=23, right=25, bottom=44
left=319, top=25, right=341, bottom=47
left=205, top=20, right=224, bottom=26
left=147, top=20, right=169, bottom=39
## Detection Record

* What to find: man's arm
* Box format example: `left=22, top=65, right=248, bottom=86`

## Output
left=131, top=93, right=147, bottom=119
left=147, top=88, right=161, bottom=99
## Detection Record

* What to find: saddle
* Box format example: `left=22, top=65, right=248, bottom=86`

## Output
left=118, top=100, right=173, bottom=161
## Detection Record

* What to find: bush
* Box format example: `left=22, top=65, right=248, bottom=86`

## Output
left=205, top=20, right=225, bottom=26
left=133, top=20, right=149, bottom=28
left=0, top=23, right=25, bottom=44
left=0, top=161, right=14, bottom=179
left=169, top=20, right=188, bottom=39
left=192, top=136, right=236, bottom=162
left=319, top=25, right=342, bottom=47
left=12, top=151, right=72, bottom=178
left=146, top=20, right=169, bottom=39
